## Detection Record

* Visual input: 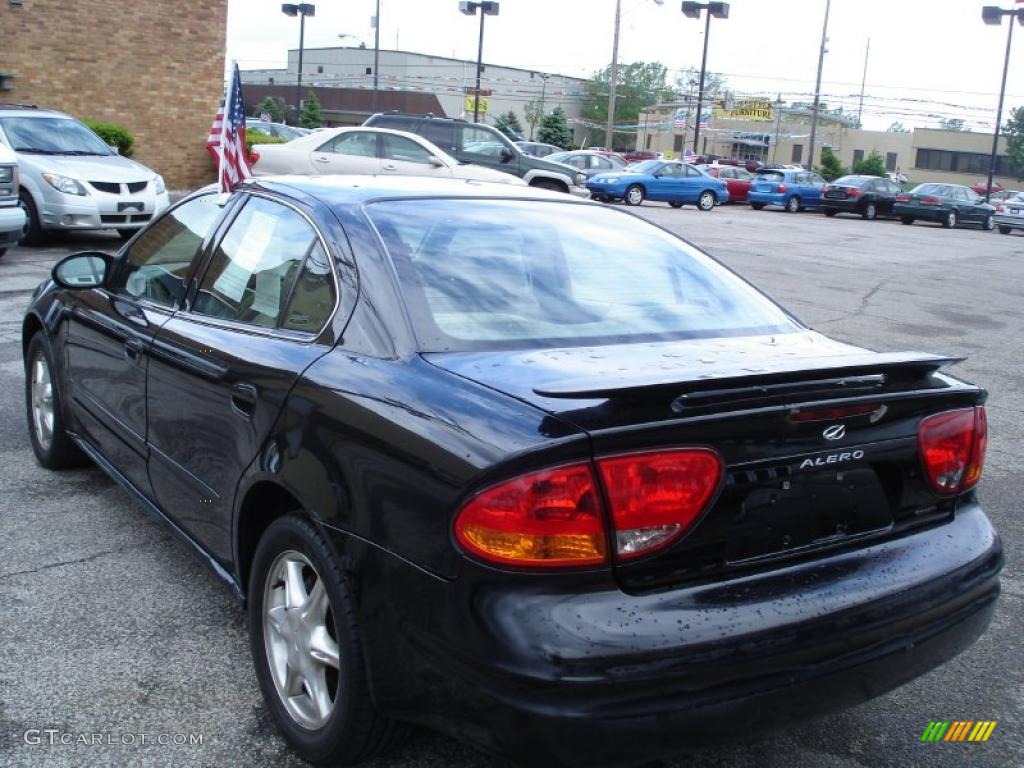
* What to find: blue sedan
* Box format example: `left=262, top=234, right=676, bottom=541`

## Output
left=747, top=168, right=827, bottom=212
left=587, top=160, right=729, bottom=210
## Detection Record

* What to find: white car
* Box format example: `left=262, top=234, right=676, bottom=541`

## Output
left=994, top=192, right=1024, bottom=236
left=251, top=127, right=527, bottom=186
left=0, top=142, right=26, bottom=257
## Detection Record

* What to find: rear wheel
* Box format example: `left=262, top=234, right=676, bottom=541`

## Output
left=696, top=191, right=716, bottom=211
left=900, top=216, right=915, bottom=225
left=624, top=184, right=645, bottom=206
left=249, top=516, right=401, bottom=765
left=998, top=225, right=1012, bottom=235
left=750, top=202, right=765, bottom=210
left=942, top=209, right=958, bottom=229
left=823, top=209, right=837, bottom=217
left=982, top=215, right=995, bottom=231
left=862, top=202, right=877, bottom=220
left=668, top=201, right=684, bottom=209
left=18, top=192, right=45, bottom=246
left=25, top=332, right=85, bottom=469
left=784, top=195, right=800, bottom=213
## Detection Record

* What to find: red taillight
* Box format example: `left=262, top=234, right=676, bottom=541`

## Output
left=918, top=407, right=987, bottom=494
left=598, top=449, right=722, bottom=559
left=920, top=196, right=941, bottom=205
left=789, top=403, right=882, bottom=422
left=821, top=184, right=830, bottom=193
left=996, top=204, right=1005, bottom=213
left=777, top=183, right=788, bottom=193
left=896, top=193, right=910, bottom=202
left=454, top=448, right=723, bottom=567
left=454, top=463, right=606, bottom=567
left=847, top=188, right=861, bottom=197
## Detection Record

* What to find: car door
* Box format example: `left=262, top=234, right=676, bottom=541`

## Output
left=380, top=133, right=452, bottom=178
left=145, top=193, right=342, bottom=563
left=456, top=124, right=519, bottom=176
left=964, top=189, right=989, bottom=223
left=309, top=131, right=382, bottom=175
left=803, top=172, right=826, bottom=207
left=64, top=192, right=224, bottom=495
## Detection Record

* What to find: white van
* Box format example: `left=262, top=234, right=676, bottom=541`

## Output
left=0, top=142, right=26, bottom=258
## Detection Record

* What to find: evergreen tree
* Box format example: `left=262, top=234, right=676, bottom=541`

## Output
left=300, top=90, right=322, bottom=129
left=254, top=97, right=284, bottom=123
left=851, top=151, right=887, bottom=177
left=537, top=107, right=573, bottom=150
left=1003, top=106, right=1024, bottom=181
left=493, top=110, right=524, bottom=140
left=816, top=146, right=847, bottom=182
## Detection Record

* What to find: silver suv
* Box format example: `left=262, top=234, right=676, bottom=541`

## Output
left=0, top=105, right=170, bottom=244
left=0, top=142, right=25, bottom=258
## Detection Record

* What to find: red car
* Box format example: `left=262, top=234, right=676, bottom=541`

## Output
left=971, top=180, right=1003, bottom=196
left=699, top=164, right=756, bottom=203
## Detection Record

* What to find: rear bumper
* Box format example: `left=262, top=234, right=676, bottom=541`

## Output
left=821, top=198, right=862, bottom=212
left=359, top=503, right=1001, bottom=767
left=747, top=191, right=786, bottom=207
left=994, top=214, right=1024, bottom=230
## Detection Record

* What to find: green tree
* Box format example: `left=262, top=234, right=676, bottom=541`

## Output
left=300, top=90, right=322, bottom=129
left=1002, top=106, right=1024, bottom=181
left=816, top=147, right=848, bottom=182
left=524, top=100, right=543, bottom=141
left=851, top=150, right=887, bottom=177
left=537, top=106, right=573, bottom=150
left=939, top=117, right=965, bottom=131
left=493, top=110, right=524, bottom=140
left=254, top=97, right=284, bottom=123
left=887, top=121, right=910, bottom=133
left=582, top=61, right=674, bottom=148
left=674, top=67, right=729, bottom=104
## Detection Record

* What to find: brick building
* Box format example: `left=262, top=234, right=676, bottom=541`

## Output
left=1, top=0, right=228, bottom=190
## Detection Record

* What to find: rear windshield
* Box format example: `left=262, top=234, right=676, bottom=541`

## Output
left=911, top=183, right=951, bottom=197
left=755, top=171, right=785, bottom=182
left=365, top=199, right=800, bottom=352
left=833, top=176, right=870, bottom=187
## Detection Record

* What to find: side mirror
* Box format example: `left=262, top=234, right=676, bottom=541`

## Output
left=500, top=147, right=514, bottom=163
left=52, top=251, right=113, bottom=289
left=428, top=155, right=445, bottom=167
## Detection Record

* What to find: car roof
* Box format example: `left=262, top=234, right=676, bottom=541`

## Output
left=0, top=104, right=72, bottom=119
left=246, top=174, right=578, bottom=207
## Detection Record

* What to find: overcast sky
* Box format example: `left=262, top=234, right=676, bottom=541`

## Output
left=227, top=0, right=1024, bottom=131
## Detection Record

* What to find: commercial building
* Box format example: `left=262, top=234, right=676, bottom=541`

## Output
left=242, top=47, right=588, bottom=140
left=1, top=0, right=227, bottom=190
left=638, top=100, right=1021, bottom=189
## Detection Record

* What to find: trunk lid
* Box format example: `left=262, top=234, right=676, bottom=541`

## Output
left=426, top=332, right=984, bottom=592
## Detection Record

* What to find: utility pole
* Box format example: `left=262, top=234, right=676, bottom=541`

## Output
left=772, top=93, right=783, bottom=163
left=807, top=0, right=831, bottom=171
left=605, top=0, right=622, bottom=150
left=857, top=37, right=870, bottom=126
left=693, top=10, right=711, bottom=156
left=981, top=4, right=1022, bottom=202
left=371, top=0, right=381, bottom=113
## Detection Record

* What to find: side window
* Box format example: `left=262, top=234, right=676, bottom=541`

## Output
left=382, top=134, right=433, bottom=164
left=192, top=197, right=335, bottom=331
left=684, top=165, right=703, bottom=177
left=459, top=125, right=507, bottom=157
left=420, top=122, right=457, bottom=152
left=323, top=131, right=379, bottom=158
left=593, top=156, right=614, bottom=170
left=110, top=193, right=221, bottom=307
left=811, top=173, right=827, bottom=185
left=565, top=155, right=587, bottom=170
left=719, top=168, right=733, bottom=179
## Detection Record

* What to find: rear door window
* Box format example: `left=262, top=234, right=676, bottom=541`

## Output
left=420, top=121, right=457, bottom=152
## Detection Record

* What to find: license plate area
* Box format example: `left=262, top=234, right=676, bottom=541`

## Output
left=118, top=201, right=144, bottom=212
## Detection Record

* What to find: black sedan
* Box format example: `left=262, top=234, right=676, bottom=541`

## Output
left=23, top=176, right=1001, bottom=768
left=894, top=182, right=996, bottom=229
left=821, top=174, right=902, bottom=220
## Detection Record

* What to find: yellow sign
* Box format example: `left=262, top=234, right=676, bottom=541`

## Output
left=465, top=95, right=489, bottom=115
left=716, top=99, right=774, bottom=122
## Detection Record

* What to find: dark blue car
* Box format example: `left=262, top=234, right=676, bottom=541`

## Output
left=587, top=160, right=729, bottom=210
left=748, top=168, right=827, bottom=212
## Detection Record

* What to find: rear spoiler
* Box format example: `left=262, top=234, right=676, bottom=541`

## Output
left=533, top=352, right=962, bottom=399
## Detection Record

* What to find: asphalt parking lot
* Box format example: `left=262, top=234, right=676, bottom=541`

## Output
left=0, top=202, right=1021, bottom=768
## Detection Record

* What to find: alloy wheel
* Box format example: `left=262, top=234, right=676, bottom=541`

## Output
left=625, top=185, right=644, bottom=206
left=18, top=197, right=32, bottom=239
left=984, top=215, right=995, bottom=231
left=864, top=203, right=876, bottom=220
left=698, top=192, right=715, bottom=211
left=263, top=550, right=340, bottom=730
left=786, top=196, right=799, bottom=213
left=30, top=354, right=54, bottom=452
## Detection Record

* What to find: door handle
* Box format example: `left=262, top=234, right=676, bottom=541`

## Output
left=230, top=382, right=258, bottom=419
left=383, top=163, right=397, bottom=171
left=314, top=156, right=330, bottom=163
left=123, top=338, right=143, bottom=362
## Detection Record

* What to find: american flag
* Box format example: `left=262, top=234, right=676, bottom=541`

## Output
left=206, top=62, right=251, bottom=192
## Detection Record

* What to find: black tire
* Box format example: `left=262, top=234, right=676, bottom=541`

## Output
left=25, top=332, right=86, bottom=469
left=823, top=209, right=838, bottom=217
left=982, top=215, right=995, bottom=232
left=900, top=216, right=914, bottom=225
left=668, top=201, right=684, bottom=209
left=998, top=225, right=1012, bottom=235
left=249, top=515, right=401, bottom=766
left=862, top=202, right=877, bottom=220
left=624, top=184, right=645, bottom=206
left=18, top=191, right=46, bottom=246
left=696, top=191, right=716, bottom=212
left=942, top=209, right=958, bottom=229
left=0, top=247, right=6, bottom=258
left=750, top=202, right=765, bottom=210
left=530, top=179, right=567, bottom=194
left=117, top=228, right=138, bottom=241
left=784, top=195, right=800, bottom=213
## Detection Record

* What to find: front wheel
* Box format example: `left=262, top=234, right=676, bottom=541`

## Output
left=668, top=201, right=684, bottom=209
left=18, top=192, right=46, bottom=246
left=999, top=225, right=1012, bottom=235
left=25, top=332, right=85, bottom=469
left=624, top=184, right=645, bottom=206
left=824, top=209, right=837, bottom=218
left=942, top=209, right=958, bottom=229
left=0, top=247, right=6, bottom=258
left=900, top=216, right=915, bottom=225
left=696, top=191, right=716, bottom=211
left=249, top=515, right=401, bottom=765
left=862, top=202, right=877, bottom=220
left=750, top=202, right=765, bottom=210
left=785, top=195, right=800, bottom=213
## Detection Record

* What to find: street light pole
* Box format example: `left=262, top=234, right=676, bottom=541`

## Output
left=682, top=3, right=730, bottom=158
left=982, top=5, right=1023, bottom=202
left=605, top=0, right=622, bottom=151
left=372, top=0, right=381, bottom=113
left=282, top=4, right=316, bottom=123
left=459, top=2, right=499, bottom=124
left=807, top=0, right=830, bottom=172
